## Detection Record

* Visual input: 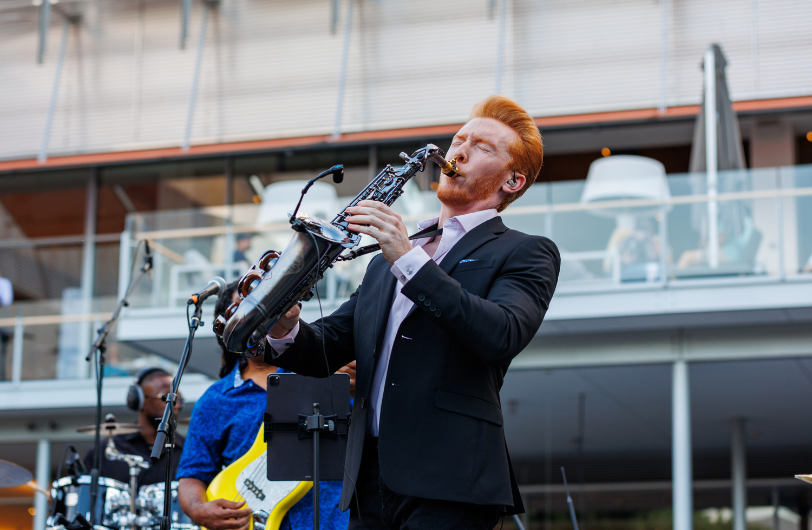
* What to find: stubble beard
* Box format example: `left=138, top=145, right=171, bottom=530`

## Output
left=436, top=170, right=505, bottom=208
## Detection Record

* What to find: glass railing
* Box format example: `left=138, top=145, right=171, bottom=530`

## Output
left=0, top=297, right=177, bottom=384
left=2, top=164, right=811, bottom=384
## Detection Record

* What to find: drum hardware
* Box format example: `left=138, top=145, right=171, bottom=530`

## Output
left=104, top=427, right=150, bottom=530
left=0, top=458, right=33, bottom=488
left=76, top=420, right=143, bottom=437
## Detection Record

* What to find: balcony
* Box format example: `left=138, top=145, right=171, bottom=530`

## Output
left=1, top=164, right=811, bottom=389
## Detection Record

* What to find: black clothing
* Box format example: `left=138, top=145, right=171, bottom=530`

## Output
left=270, top=216, right=560, bottom=515
left=348, top=437, right=500, bottom=530
left=83, top=432, right=184, bottom=487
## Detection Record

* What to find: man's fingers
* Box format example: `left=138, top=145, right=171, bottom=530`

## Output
left=217, top=515, right=251, bottom=530
left=356, top=200, right=397, bottom=216
left=220, top=507, right=252, bottom=517
left=284, top=304, right=301, bottom=319
left=345, top=214, right=387, bottom=233
left=217, top=500, right=246, bottom=509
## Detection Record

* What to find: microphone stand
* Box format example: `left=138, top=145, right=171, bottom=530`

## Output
left=151, top=299, right=204, bottom=530
left=86, top=242, right=152, bottom=527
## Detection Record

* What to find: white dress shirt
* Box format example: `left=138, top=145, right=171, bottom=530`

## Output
left=269, top=208, right=498, bottom=436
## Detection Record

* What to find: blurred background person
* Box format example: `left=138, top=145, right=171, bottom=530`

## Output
left=233, top=234, right=253, bottom=269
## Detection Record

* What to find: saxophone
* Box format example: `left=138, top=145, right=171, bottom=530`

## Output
left=214, top=143, right=462, bottom=356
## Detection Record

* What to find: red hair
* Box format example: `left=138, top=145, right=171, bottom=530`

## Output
left=469, top=95, right=543, bottom=211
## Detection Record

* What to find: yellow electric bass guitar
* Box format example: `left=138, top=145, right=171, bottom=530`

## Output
left=205, top=424, right=312, bottom=530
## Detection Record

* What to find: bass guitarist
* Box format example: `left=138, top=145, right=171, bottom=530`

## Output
left=177, top=283, right=353, bottom=530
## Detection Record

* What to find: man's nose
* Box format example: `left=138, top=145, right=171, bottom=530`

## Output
left=454, top=143, right=468, bottom=164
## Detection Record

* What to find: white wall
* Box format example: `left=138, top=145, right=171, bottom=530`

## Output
left=1, top=0, right=811, bottom=161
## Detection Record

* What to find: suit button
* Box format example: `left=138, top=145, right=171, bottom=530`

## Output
left=417, top=293, right=425, bottom=302
left=435, top=309, right=442, bottom=317
left=423, top=298, right=431, bottom=307
left=430, top=304, right=437, bottom=312
left=360, top=398, right=366, bottom=409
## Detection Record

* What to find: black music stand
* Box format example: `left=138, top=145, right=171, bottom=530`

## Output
left=265, top=373, right=351, bottom=530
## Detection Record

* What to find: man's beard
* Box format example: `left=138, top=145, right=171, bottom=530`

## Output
left=436, top=170, right=505, bottom=208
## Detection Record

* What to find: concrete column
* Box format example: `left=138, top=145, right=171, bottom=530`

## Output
left=673, top=358, right=693, bottom=530
left=732, top=417, right=748, bottom=530
left=33, top=438, right=50, bottom=530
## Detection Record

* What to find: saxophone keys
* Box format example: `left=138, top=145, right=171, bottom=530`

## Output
left=225, top=301, right=241, bottom=319
left=213, top=315, right=227, bottom=337
left=238, top=271, right=263, bottom=298
left=257, top=250, right=280, bottom=272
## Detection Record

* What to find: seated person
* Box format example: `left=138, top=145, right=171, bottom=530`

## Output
left=177, top=283, right=352, bottom=530
left=678, top=215, right=756, bottom=269
left=84, top=367, right=184, bottom=486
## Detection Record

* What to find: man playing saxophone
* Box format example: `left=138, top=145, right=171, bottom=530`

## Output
left=267, top=95, right=560, bottom=529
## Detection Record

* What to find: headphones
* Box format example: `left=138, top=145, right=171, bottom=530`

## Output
left=507, top=170, right=517, bottom=188
left=126, top=367, right=170, bottom=412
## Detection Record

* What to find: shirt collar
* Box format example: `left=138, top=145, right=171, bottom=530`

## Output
left=227, top=363, right=289, bottom=393
left=416, top=209, right=498, bottom=234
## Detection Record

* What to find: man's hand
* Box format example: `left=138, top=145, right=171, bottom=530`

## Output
left=179, top=478, right=252, bottom=530
left=345, top=201, right=412, bottom=265
left=189, top=499, right=252, bottom=530
left=336, top=360, right=357, bottom=398
left=268, top=304, right=301, bottom=339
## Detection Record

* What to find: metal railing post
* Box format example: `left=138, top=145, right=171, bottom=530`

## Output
left=776, top=167, right=786, bottom=279
left=331, top=0, right=354, bottom=141
left=182, top=2, right=212, bottom=151
left=11, top=314, right=23, bottom=384
left=38, top=15, right=71, bottom=163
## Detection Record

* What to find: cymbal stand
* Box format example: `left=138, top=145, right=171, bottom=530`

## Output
left=105, top=433, right=149, bottom=530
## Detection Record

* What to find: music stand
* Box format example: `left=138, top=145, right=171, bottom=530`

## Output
left=265, top=373, right=351, bottom=530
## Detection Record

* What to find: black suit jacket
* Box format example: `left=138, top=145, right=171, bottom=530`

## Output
left=269, top=216, right=560, bottom=514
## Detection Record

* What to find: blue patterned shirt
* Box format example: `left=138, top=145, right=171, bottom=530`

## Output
left=177, top=365, right=348, bottom=530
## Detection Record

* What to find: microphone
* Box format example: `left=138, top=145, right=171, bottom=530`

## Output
left=327, top=164, right=344, bottom=184
left=290, top=165, right=344, bottom=221
left=187, top=276, right=226, bottom=306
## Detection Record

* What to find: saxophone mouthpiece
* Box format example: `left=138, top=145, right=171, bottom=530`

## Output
left=426, top=151, right=464, bottom=178
left=440, top=156, right=463, bottom=178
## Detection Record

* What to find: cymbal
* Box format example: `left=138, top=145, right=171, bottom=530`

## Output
left=76, top=423, right=143, bottom=436
left=796, top=474, right=812, bottom=485
left=0, top=459, right=33, bottom=489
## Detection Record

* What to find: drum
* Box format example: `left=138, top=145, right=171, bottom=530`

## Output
left=136, top=481, right=199, bottom=530
left=48, top=475, right=131, bottom=530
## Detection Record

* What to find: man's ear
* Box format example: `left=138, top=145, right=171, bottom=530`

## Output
left=501, top=172, right=526, bottom=195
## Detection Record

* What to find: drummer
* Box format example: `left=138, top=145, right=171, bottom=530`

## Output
left=83, top=367, right=185, bottom=487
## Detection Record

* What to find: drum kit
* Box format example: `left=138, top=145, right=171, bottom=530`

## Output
left=18, top=420, right=199, bottom=530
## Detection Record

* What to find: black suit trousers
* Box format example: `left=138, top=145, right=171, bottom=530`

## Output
left=349, top=437, right=500, bottom=530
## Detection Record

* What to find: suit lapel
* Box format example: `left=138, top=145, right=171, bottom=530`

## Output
left=404, top=216, right=507, bottom=319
